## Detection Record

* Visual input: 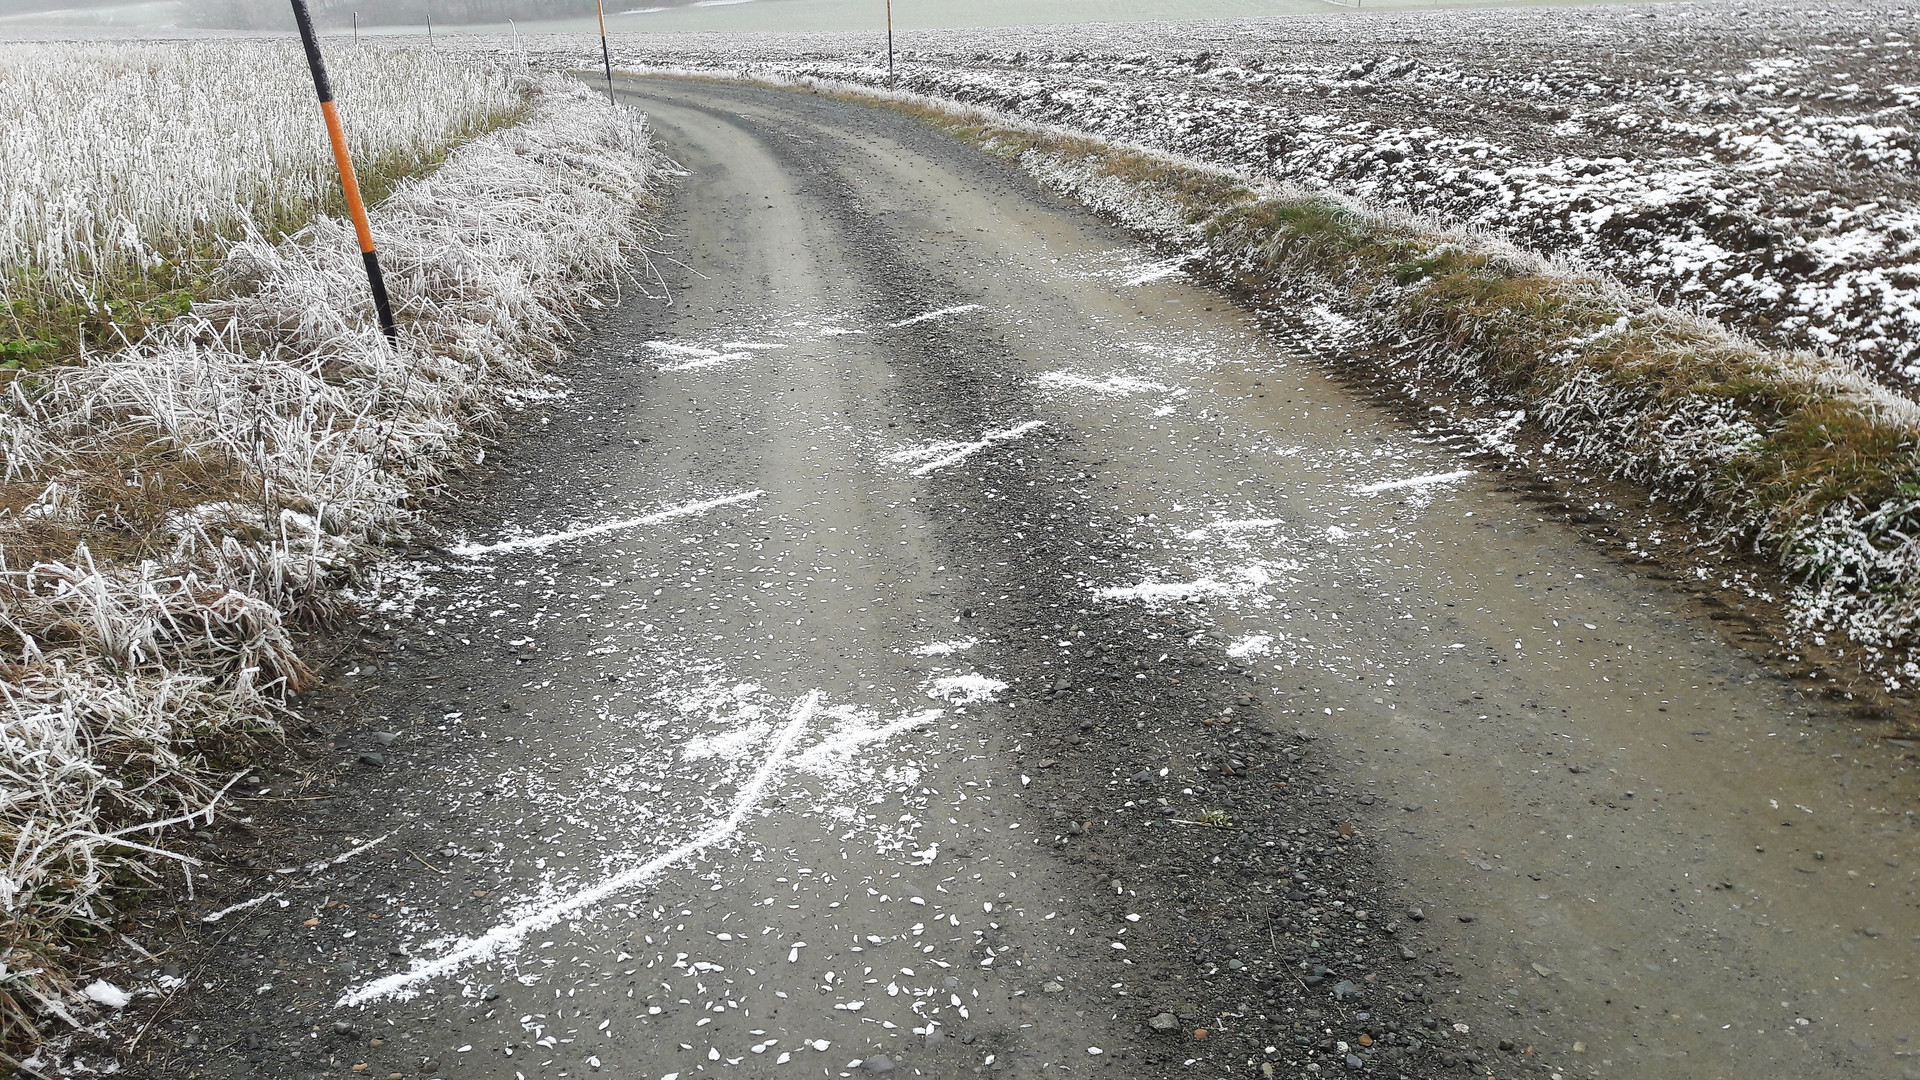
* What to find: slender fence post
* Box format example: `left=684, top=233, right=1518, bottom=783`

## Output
left=595, top=0, right=615, bottom=105
left=352, top=10, right=357, bottom=44
left=288, top=0, right=398, bottom=342
left=886, top=0, right=894, bottom=81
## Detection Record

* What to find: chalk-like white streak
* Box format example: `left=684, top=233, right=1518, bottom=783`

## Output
left=911, top=637, right=977, bottom=657
left=792, top=709, right=940, bottom=772
left=1034, top=371, right=1178, bottom=398
left=925, top=673, right=1008, bottom=704
left=1354, top=469, right=1474, bottom=495
left=1122, top=259, right=1187, bottom=287
left=643, top=341, right=710, bottom=356
left=888, top=422, right=1046, bottom=476
left=1181, top=517, right=1288, bottom=541
left=658, top=352, right=753, bottom=372
left=339, top=693, right=821, bottom=1008
left=1225, top=634, right=1273, bottom=659
left=451, top=491, right=764, bottom=557
left=201, top=891, right=282, bottom=923
left=1096, top=563, right=1283, bottom=606
left=889, top=304, right=982, bottom=328
left=1096, top=578, right=1241, bottom=604
left=274, top=834, right=389, bottom=877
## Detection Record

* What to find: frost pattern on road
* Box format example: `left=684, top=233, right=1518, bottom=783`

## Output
left=911, top=637, right=978, bottom=657
left=1095, top=562, right=1295, bottom=607
left=1034, top=371, right=1183, bottom=399
left=924, top=673, right=1009, bottom=703
left=1122, top=258, right=1189, bottom=287
left=1181, top=518, right=1289, bottom=542
left=888, top=303, right=982, bottom=328
left=1226, top=634, right=1274, bottom=659
left=645, top=339, right=789, bottom=372
left=339, top=692, right=823, bottom=1007
left=449, top=491, right=765, bottom=557
left=1354, top=470, right=1475, bottom=495
left=888, top=421, right=1046, bottom=476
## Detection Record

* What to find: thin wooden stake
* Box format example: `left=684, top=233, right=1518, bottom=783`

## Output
left=288, top=0, right=397, bottom=341
left=595, top=0, right=615, bottom=105
left=886, top=0, right=894, bottom=81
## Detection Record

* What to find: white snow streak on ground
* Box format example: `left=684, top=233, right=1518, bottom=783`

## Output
left=1182, top=517, right=1289, bottom=542
left=887, top=303, right=982, bottom=328
left=644, top=340, right=789, bottom=372
left=338, top=692, right=822, bottom=1007
left=1033, top=371, right=1182, bottom=398
left=272, top=834, right=390, bottom=877
left=1225, top=634, right=1273, bottom=659
left=1122, top=258, right=1188, bottom=287
left=923, top=673, right=1010, bottom=703
left=911, top=637, right=978, bottom=656
left=1354, top=469, right=1475, bottom=495
left=888, top=421, right=1046, bottom=476
left=1094, top=563, right=1286, bottom=606
left=791, top=709, right=943, bottom=773
left=199, top=892, right=282, bottom=923
left=449, top=490, right=765, bottom=557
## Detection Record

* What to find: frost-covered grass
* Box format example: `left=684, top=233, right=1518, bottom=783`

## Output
left=0, top=41, right=524, bottom=368
left=0, top=71, right=662, bottom=1044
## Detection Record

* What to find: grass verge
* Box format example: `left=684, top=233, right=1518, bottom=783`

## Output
left=0, top=77, right=658, bottom=1053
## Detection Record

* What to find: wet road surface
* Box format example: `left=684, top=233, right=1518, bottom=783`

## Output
left=94, top=77, right=1920, bottom=1080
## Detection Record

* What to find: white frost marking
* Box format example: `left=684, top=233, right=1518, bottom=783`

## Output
left=1095, top=563, right=1281, bottom=606
left=451, top=491, right=764, bottom=557
left=1122, top=258, right=1187, bottom=287
left=1225, top=634, right=1273, bottom=658
left=912, top=637, right=977, bottom=657
left=642, top=341, right=710, bottom=356
left=274, top=833, right=389, bottom=877
left=643, top=341, right=770, bottom=372
left=201, top=891, right=283, bottom=923
left=924, top=674, right=1008, bottom=704
left=792, top=709, right=941, bottom=772
left=658, top=352, right=752, bottom=372
left=1181, top=517, right=1287, bottom=541
left=681, top=722, right=772, bottom=762
left=338, top=693, right=821, bottom=1008
left=1033, top=371, right=1179, bottom=398
left=889, top=422, right=1046, bottom=476
left=1354, top=469, right=1474, bottom=495
left=889, top=304, right=982, bottom=328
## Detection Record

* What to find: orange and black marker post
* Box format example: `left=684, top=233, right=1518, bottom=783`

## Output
left=594, top=0, right=615, bottom=105
left=290, top=0, right=398, bottom=342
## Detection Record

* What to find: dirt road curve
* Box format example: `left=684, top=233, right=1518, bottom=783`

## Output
left=95, top=79, right=1918, bottom=1080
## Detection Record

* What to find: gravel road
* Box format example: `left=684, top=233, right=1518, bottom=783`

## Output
left=90, top=78, right=1919, bottom=1080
